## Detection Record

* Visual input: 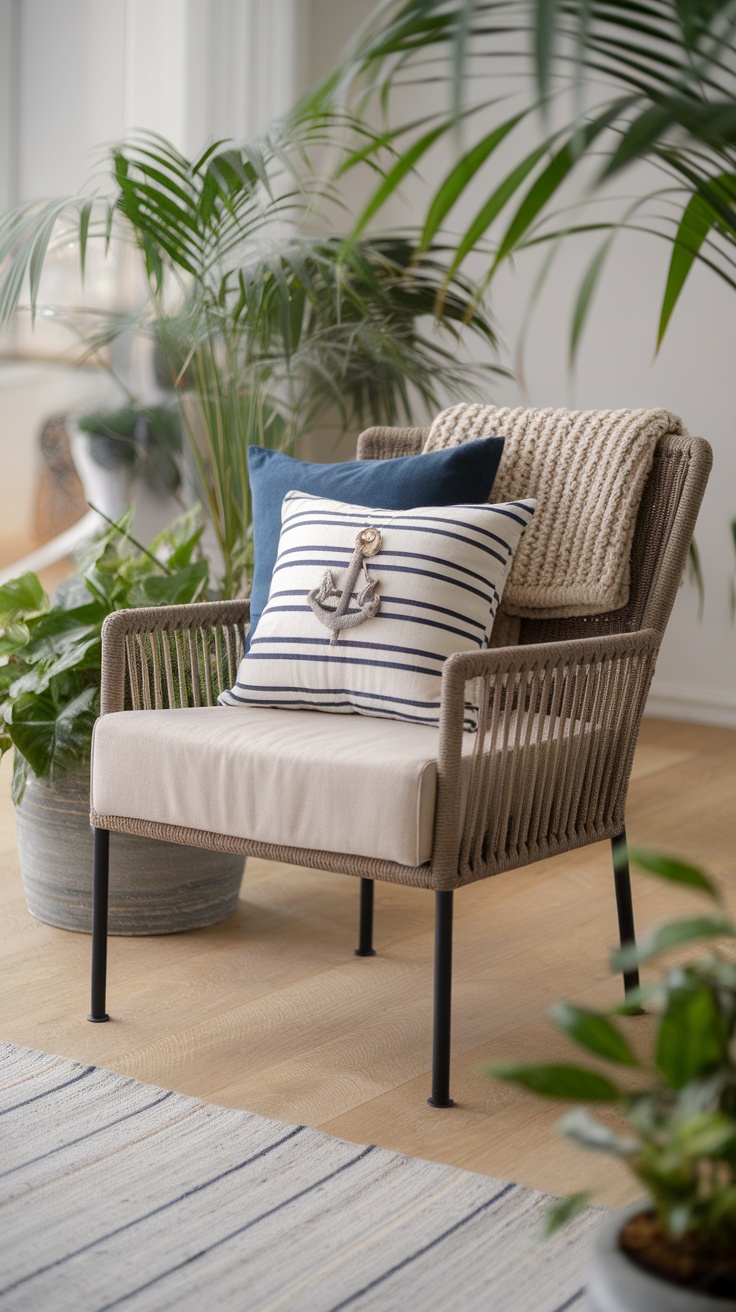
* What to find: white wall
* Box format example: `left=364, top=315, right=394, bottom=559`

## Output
left=490, top=223, right=736, bottom=728
left=16, top=0, right=126, bottom=199
left=305, top=0, right=736, bottom=728
left=0, top=364, right=121, bottom=539
left=0, top=0, right=304, bottom=538
left=0, top=0, right=19, bottom=211
left=4, top=0, right=305, bottom=206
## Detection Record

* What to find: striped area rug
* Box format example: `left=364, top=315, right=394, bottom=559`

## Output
left=0, top=1043, right=598, bottom=1310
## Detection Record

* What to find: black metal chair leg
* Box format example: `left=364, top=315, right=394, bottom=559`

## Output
left=428, top=890, right=454, bottom=1108
left=611, top=828, right=640, bottom=998
left=88, top=828, right=110, bottom=1022
left=355, top=878, right=376, bottom=957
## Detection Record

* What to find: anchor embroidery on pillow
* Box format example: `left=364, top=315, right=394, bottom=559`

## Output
left=308, top=527, right=382, bottom=644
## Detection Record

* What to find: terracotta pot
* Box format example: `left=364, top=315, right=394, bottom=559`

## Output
left=15, top=771, right=245, bottom=935
left=588, top=1203, right=736, bottom=1312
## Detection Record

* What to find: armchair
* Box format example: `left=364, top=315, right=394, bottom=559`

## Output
left=87, top=422, right=711, bottom=1108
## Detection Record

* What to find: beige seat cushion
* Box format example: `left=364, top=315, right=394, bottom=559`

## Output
left=91, top=706, right=452, bottom=868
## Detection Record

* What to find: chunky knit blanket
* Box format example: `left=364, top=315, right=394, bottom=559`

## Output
left=424, top=403, right=685, bottom=618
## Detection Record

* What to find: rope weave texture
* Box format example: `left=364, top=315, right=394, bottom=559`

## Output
left=95, top=428, right=711, bottom=889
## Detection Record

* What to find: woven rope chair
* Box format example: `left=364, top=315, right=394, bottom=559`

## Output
left=88, top=420, right=712, bottom=1107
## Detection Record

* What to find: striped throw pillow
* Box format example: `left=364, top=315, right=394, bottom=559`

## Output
left=219, top=492, right=536, bottom=726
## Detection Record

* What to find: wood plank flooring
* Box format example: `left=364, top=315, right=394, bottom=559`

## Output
left=0, top=717, right=734, bottom=1207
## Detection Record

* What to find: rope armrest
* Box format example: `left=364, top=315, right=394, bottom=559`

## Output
left=100, top=600, right=249, bottom=715
left=431, top=629, right=659, bottom=888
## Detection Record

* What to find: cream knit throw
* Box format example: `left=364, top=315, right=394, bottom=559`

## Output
left=425, top=403, right=684, bottom=617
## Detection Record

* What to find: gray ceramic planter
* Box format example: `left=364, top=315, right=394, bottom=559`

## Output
left=15, top=771, right=245, bottom=935
left=588, top=1203, right=736, bottom=1312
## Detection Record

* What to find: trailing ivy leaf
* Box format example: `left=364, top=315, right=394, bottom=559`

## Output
left=543, top=1191, right=590, bottom=1238
left=11, top=751, right=29, bottom=805
left=629, top=849, right=718, bottom=900
left=550, top=1003, right=640, bottom=1067
left=487, top=1063, right=621, bottom=1102
left=148, top=505, right=202, bottom=559
left=8, top=685, right=98, bottom=780
left=0, top=663, right=21, bottom=697
left=75, top=507, right=136, bottom=577
left=559, top=1108, right=639, bottom=1156
left=134, top=560, right=209, bottom=607
left=164, top=527, right=204, bottom=571
left=82, top=562, right=129, bottom=611
left=0, top=573, right=48, bottom=622
left=52, top=576, right=91, bottom=611
left=614, top=916, right=736, bottom=970
left=20, top=607, right=103, bottom=664
left=9, top=634, right=102, bottom=698
left=656, top=985, right=728, bottom=1088
left=0, top=622, right=31, bottom=657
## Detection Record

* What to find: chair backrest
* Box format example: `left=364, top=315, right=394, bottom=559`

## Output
left=356, top=423, right=712, bottom=645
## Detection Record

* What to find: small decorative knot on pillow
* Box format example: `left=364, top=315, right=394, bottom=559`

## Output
left=219, top=491, right=536, bottom=727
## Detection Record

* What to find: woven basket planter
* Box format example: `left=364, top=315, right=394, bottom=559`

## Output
left=15, top=770, right=245, bottom=935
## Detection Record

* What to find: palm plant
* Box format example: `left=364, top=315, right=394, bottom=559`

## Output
left=308, top=0, right=736, bottom=358
left=0, top=124, right=502, bottom=596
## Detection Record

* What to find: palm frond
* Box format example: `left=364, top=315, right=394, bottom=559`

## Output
left=0, top=115, right=505, bottom=597
left=311, top=0, right=736, bottom=352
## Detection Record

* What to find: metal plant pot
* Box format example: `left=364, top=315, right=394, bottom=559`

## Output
left=588, top=1204, right=736, bottom=1312
left=15, top=771, right=245, bottom=935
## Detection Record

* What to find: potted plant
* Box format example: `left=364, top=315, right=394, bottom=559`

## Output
left=70, top=402, right=182, bottom=513
left=0, top=124, right=505, bottom=933
left=0, top=128, right=503, bottom=599
left=0, top=510, right=244, bottom=935
left=66, top=402, right=183, bottom=550
left=489, top=852, right=736, bottom=1310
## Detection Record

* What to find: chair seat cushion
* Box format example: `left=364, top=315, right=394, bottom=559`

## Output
left=91, top=706, right=458, bottom=867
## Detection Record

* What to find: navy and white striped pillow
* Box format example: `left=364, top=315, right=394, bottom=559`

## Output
left=219, top=491, right=536, bottom=727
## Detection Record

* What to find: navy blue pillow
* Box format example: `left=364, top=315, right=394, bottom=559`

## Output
left=247, top=436, right=505, bottom=644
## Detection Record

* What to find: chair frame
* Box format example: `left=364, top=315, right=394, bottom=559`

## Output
left=88, top=425, right=712, bottom=1108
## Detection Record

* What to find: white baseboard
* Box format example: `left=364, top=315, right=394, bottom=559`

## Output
left=645, top=680, right=736, bottom=729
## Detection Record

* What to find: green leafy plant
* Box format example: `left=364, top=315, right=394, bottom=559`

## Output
left=488, top=852, right=736, bottom=1278
left=311, top=1, right=736, bottom=358
left=0, top=510, right=209, bottom=803
left=0, top=126, right=503, bottom=598
left=310, top=1, right=724, bottom=602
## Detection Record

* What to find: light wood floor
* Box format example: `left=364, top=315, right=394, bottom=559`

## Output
left=1, top=717, right=734, bottom=1207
